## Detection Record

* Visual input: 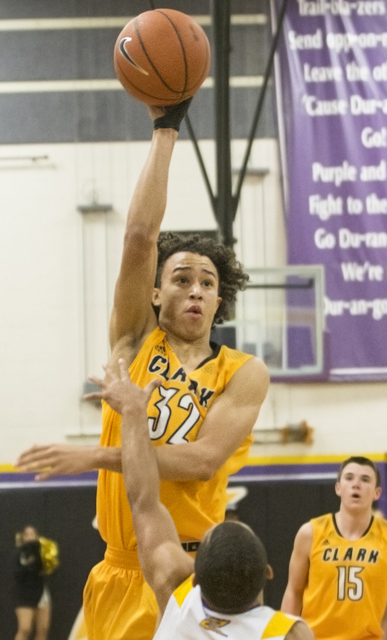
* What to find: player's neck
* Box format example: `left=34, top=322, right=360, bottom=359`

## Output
left=335, top=508, right=373, bottom=540
left=165, top=331, right=213, bottom=373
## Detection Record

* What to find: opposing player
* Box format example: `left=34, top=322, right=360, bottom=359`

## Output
left=88, top=358, right=312, bottom=640
left=281, top=456, right=387, bottom=640
left=18, top=99, right=269, bottom=640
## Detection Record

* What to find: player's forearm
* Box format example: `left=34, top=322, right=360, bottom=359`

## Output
left=121, top=406, right=160, bottom=510
left=94, top=446, right=122, bottom=473
left=155, top=442, right=215, bottom=482
left=97, top=441, right=215, bottom=482
left=281, top=588, right=304, bottom=616
left=126, top=129, right=178, bottom=238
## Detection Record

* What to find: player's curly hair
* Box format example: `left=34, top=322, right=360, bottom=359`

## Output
left=155, top=233, right=249, bottom=329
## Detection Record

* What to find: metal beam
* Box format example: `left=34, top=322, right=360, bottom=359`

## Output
left=211, top=0, right=236, bottom=247
left=233, top=0, right=289, bottom=213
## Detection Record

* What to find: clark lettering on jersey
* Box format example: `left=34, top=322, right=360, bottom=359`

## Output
left=148, top=355, right=215, bottom=408
left=322, top=547, right=379, bottom=563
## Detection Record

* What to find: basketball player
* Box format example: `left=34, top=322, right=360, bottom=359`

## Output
left=86, top=358, right=312, bottom=640
left=281, top=456, right=387, bottom=640
left=18, top=99, right=269, bottom=640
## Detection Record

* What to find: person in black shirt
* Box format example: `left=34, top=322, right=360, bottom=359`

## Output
left=13, top=526, right=51, bottom=640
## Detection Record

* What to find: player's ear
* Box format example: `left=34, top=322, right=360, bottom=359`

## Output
left=216, top=295, right=222, bottom=309
left=374, top=486, right=382, bottom=501
left=265, top=564, right=274, bottom=580
left=335, top=481, right=341, bottom=497
left=152, top=288, right=161, bottom=307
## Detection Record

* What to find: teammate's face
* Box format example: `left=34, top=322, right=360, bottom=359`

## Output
left=153, top=252, right=222, bottom=339
left=335, top=463, right=381, bottom=510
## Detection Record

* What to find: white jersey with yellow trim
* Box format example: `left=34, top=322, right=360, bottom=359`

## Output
left=154, top=578, right=298, bottom=640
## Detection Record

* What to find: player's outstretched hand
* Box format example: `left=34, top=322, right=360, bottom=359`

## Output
left=148, top=97, right=193, bottom=132
left=85, top=359, right=161, bottom=416
left=16, top=444, right=97, bottom=481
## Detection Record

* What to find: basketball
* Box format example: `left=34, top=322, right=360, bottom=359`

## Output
left=113, top=9, right=211, bottom=106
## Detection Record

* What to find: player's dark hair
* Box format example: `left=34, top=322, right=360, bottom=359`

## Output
left=338, top=456, right=381, bottom=487
left=155, top=233, right=248, bottom=328
left=194, top=522, right=267, bottom=612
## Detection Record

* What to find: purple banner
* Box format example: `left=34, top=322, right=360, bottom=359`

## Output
left=272, top=0, right=387, bottom=380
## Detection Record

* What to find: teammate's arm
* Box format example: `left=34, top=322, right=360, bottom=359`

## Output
left=18, top=357, right=268, bottom=481
left=286, top=621, right=314, bottom=640
left=281, top=523, right=313, bottom=616
left=102, top=360, right=194, bottom=615
left=16, top=444, right=122, bottom=481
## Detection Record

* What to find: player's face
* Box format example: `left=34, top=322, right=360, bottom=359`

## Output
left=335, top=463, right=381, bottom=510
left=153, top=252, right=222, bottom=339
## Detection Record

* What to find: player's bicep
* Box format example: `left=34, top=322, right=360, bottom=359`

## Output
left=195, top=358, right=269, bottom=468
left=109, top=235, right=158, bottom=348
left=287, top=525, right=312, bottom=592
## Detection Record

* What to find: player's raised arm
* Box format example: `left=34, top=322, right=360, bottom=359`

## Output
left=109, top=101, right=191, bottom=351
left=281, top=523, right=313, bottom=616
left=92, top=360, right=194, bottom=614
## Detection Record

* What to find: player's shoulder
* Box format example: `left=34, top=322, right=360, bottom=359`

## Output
left=110, top=325, right=162, bottom=366
left=309, top=513, right=331, bottom=528
left=373, top=515, right=387, bottom=536
left=293, top=521, right=314, bottom=550
left=304, top=513, right=332, bottom=538
left=221, top=350, right=269, bottom=383
left=224, top=354, right=269, bottom=400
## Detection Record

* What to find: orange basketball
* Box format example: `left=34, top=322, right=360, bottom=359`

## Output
left=113, top=9, right=211, bottom=106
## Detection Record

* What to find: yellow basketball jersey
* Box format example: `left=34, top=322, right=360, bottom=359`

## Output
left=302, top=513, right=387, bottom=640
left=97, top=327, right=253, bottom=550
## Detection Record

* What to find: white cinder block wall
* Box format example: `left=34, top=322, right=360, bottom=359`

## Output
left=0, top=138, right=385, bottom=464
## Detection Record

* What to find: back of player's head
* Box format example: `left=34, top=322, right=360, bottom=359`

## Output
left=194, top=521, right=267, bottom=612
left=338, top=456, right=381, bottom=487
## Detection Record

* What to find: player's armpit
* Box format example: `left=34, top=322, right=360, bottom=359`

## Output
left=155, top=357, right=269, bottom=482
left=286, top=620, right=315, bottom=640
left=281, top=523, right=313, bottom=616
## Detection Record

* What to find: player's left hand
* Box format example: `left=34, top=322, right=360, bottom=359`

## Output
left=16, top=444, right=98, bottom=481
left=84, top=359, right=161, bottom=415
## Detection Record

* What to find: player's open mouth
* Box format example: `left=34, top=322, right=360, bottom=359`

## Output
left=187, top=305, right=203, bottom=316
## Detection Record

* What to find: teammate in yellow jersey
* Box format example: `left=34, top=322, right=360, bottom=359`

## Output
left=87, top=359, right=312, bottom=640
left=17, top=99, right=269, bottom=640
left=281, top=456, right=387, bottom=640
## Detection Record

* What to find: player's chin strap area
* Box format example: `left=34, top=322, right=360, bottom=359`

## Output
left=181, top=541, right=201, bottom=553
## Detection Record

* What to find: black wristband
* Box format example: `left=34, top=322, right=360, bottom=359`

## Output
left=153, top=97, right=193, bottom=132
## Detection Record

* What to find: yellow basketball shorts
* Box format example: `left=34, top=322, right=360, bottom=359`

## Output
left=83, top=547, right=158, bottom=640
